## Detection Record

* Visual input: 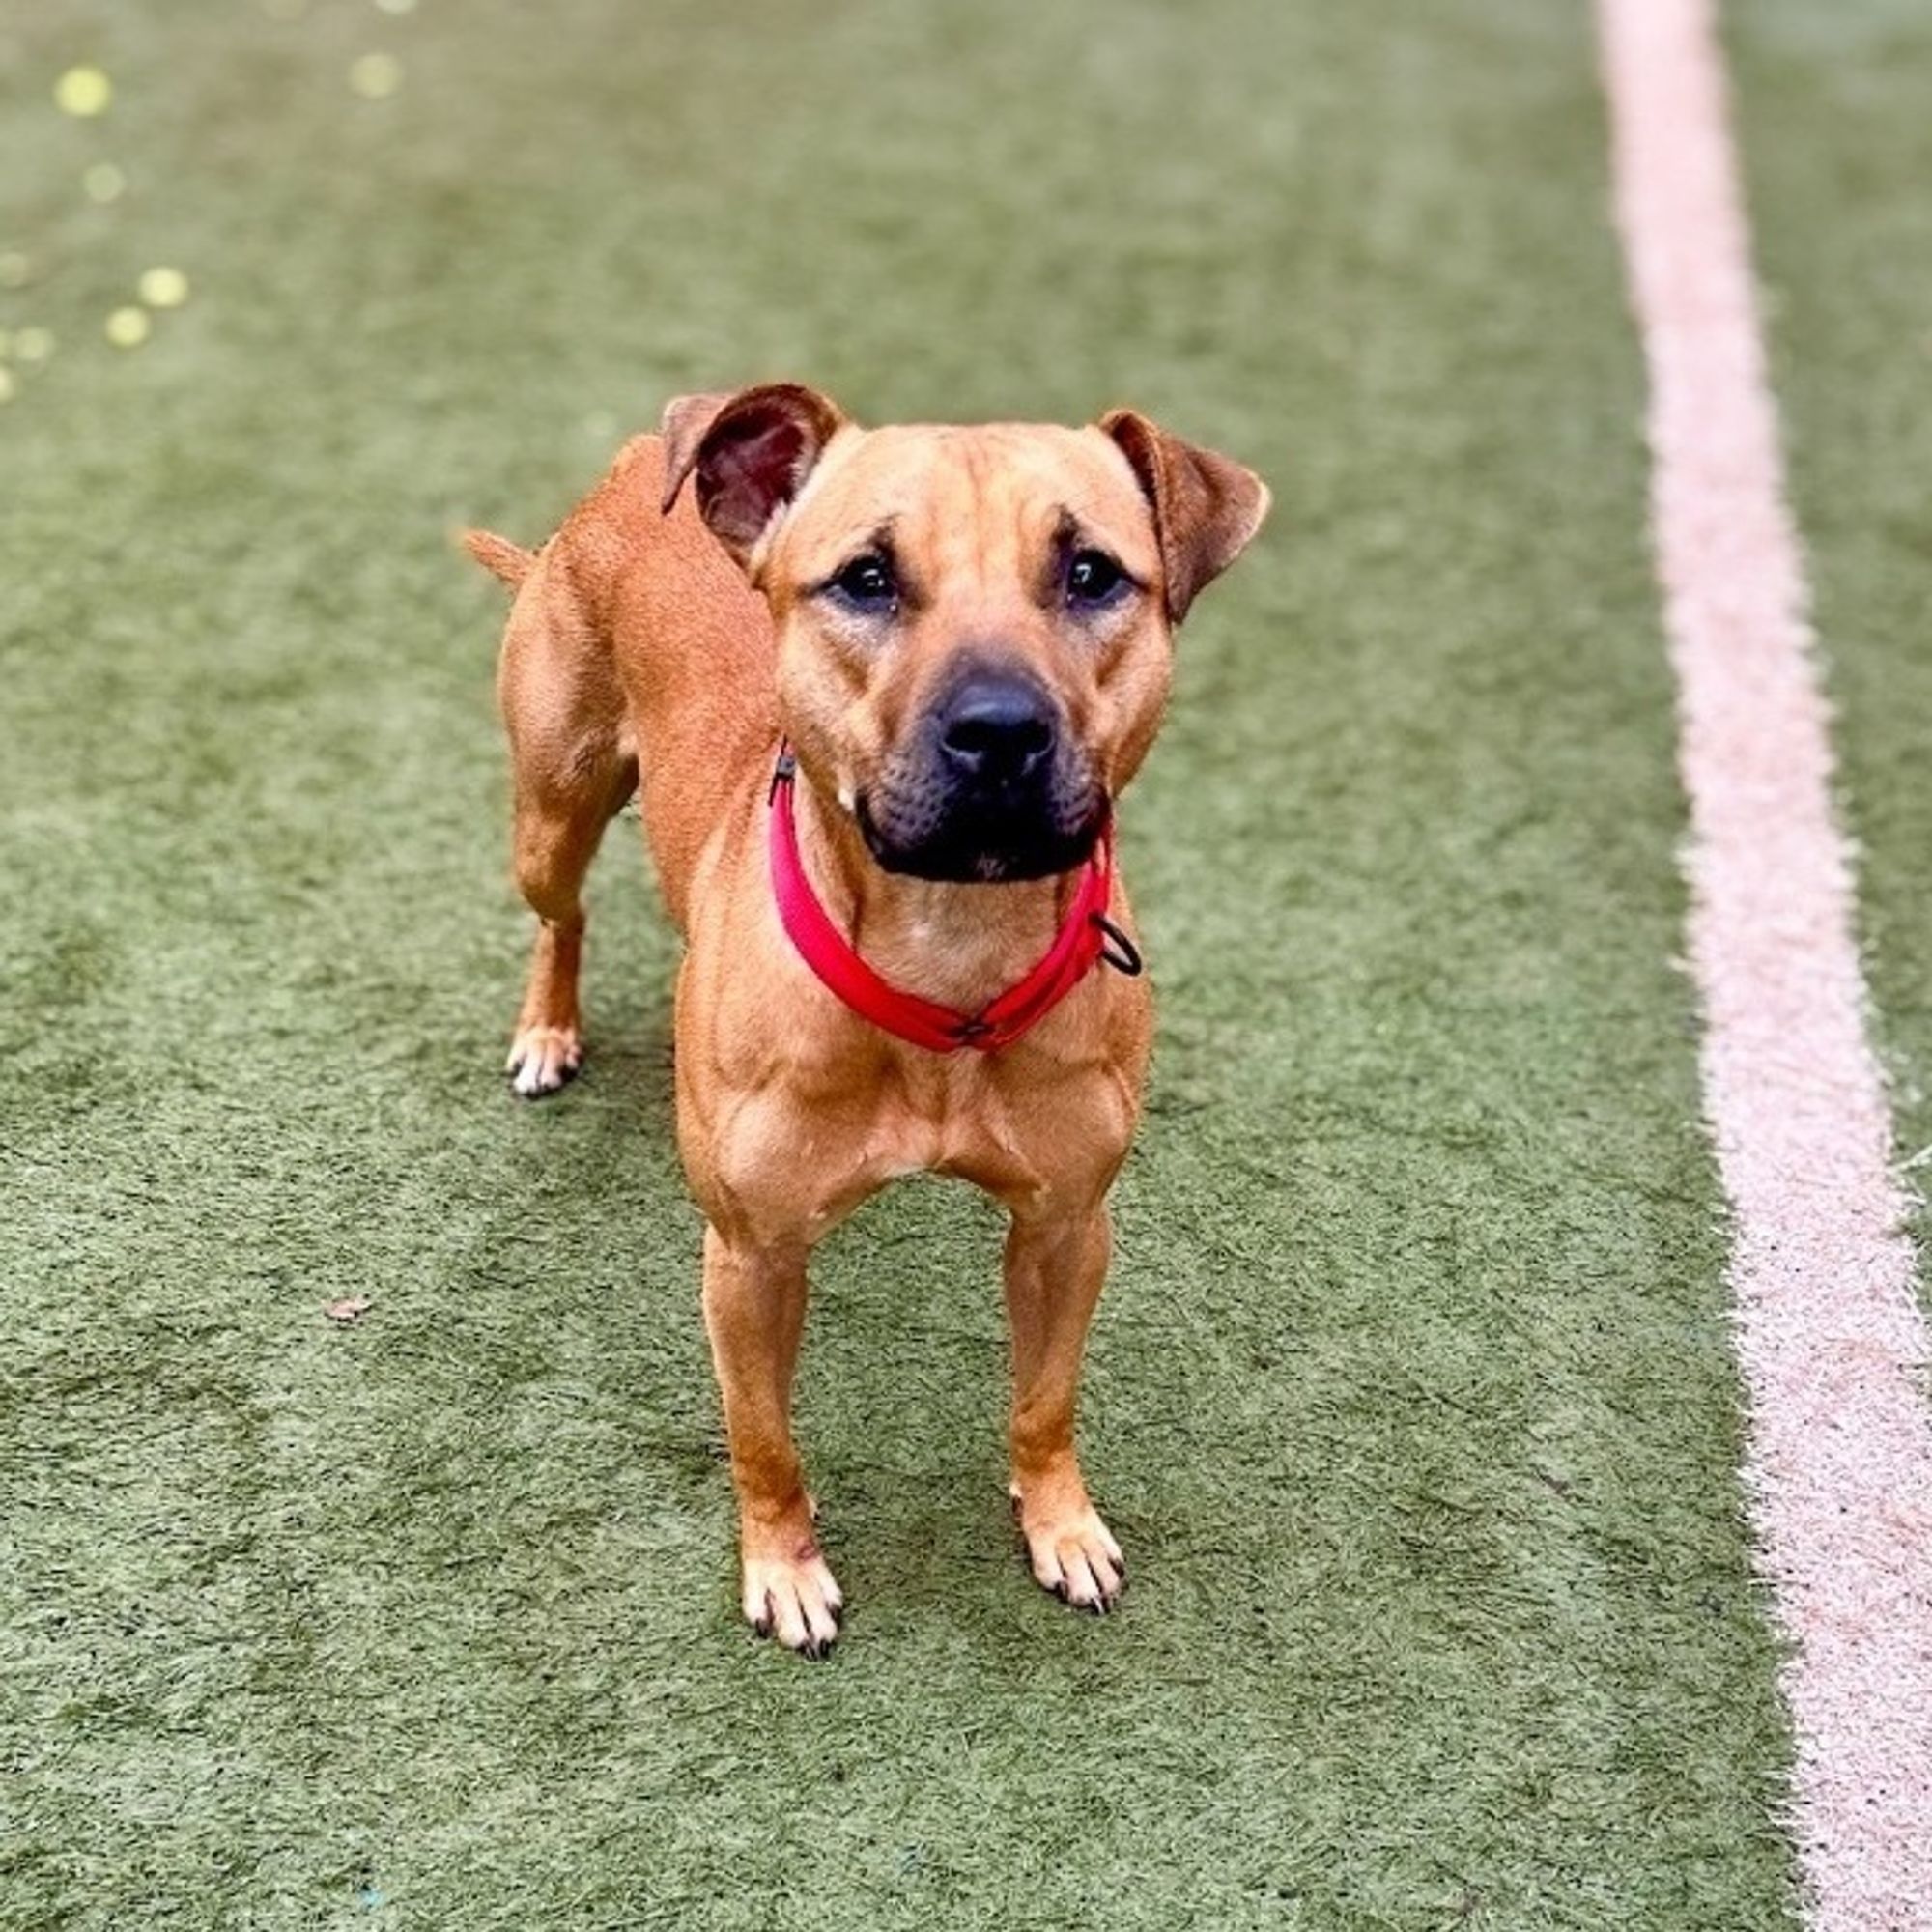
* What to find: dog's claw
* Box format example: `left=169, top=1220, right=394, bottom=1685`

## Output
left=741, top=1547, right=844, bottom=1658
left=1014, top=1492, right=1126, bottom=1615
left=506, top=1024, right=582, bottom=1098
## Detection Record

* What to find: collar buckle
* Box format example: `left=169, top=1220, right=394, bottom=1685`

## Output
left=1092, top=912, right=1143, bottom=978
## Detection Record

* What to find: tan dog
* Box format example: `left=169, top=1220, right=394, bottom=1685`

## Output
left=467, top=385, right=1266, bottom=1655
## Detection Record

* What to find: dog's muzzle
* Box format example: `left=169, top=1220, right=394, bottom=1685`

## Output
left=857, top=668, right=1106, bottom=883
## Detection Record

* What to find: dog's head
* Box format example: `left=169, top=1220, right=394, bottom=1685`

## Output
left=662, top=384, right=1268, bottom=883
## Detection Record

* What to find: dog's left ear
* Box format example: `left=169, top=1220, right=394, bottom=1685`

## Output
left=1099, top=410, right=1270, bottom=623
left=661, top=384, right=848, bottom=571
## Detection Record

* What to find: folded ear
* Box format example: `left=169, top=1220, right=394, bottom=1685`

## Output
left=660, top=384, right=847, bottom=569
left=1099, top=410, right=1270, bottom=623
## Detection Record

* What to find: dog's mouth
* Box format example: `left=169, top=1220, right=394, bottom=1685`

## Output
left=855, top=786, right=1107, bottom=884
left=850, top=666, right=1109, bottom=883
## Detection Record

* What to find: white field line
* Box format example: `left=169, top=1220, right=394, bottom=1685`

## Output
left=1597, top=0, right=1932, bottom=1924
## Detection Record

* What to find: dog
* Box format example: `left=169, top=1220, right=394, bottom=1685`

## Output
left=466, top=384, right=1267, bottom=1655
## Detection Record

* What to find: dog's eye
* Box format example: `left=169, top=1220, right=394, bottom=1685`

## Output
left=828, top=553, right=897, bottom=610
left=1066, top=549, right=1127, bottom=609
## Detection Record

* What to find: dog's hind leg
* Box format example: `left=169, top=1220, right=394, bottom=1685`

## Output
left=490, top=546, right=637, bottom=1097
left=506, top=768, right=630, bottom=1097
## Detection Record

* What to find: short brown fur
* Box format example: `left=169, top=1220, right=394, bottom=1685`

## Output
left=470, top=386, right=1267, bottom=1654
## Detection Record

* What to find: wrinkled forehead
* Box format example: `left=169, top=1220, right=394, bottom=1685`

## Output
left=776, top=423, right=1160, bottom=586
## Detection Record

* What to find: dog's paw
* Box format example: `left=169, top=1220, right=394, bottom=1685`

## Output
left=506, top=1025, right=582, bottom=1098
left=1011, top=1484, right=1125, bottom=1613
left=742, top=1543, right=844, bottom=1659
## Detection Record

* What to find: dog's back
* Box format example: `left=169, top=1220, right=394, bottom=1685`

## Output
left=469, top=434, right=777, bottom=933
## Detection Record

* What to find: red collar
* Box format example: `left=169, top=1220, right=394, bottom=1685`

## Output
left=766, top=747, right=1139, bottom=1054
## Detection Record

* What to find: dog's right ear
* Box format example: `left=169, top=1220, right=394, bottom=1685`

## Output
left=660, top=384, right=847, bottom=570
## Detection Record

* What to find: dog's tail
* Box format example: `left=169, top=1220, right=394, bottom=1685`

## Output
left=461, top=528, right=537, bottom=589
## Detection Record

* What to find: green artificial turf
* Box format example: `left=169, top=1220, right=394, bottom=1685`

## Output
left=1730, top=0, right=1932, bottom=1310
left=2, top=3, right=1798, bottom=1926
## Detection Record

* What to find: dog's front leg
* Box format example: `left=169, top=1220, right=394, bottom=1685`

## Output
left=1003, top=1199, right=1125, bottom=1612
left=700, top=1224, right=843, bottom=1657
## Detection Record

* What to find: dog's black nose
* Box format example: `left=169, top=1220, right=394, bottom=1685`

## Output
left=936, top=676, right=1057, bottom=785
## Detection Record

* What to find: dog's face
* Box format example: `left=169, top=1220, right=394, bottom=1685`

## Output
left=663, top=385, right=1268, bottom=883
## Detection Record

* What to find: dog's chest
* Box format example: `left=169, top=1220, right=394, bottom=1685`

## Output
left=830, top=1056, right=1124, bottom=1215
left=833, top=1077, right=1048, bottom=1201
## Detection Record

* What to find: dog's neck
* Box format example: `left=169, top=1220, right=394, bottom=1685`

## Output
left=788, top=775, right=1091, bottom=1015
